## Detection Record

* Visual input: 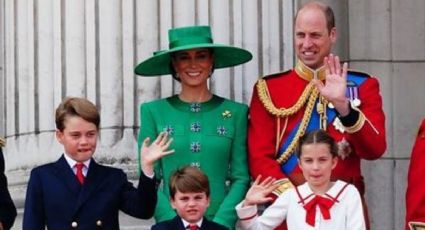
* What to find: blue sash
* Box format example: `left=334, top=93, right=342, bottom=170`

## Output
left=279, top=73, right=368, bottom=174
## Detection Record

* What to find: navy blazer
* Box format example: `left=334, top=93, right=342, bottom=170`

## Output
left=0, top=147, right=17, bottom=230
left=151, top=216, right=229, bottom=230
left=23, top=155, right=157, bottom=230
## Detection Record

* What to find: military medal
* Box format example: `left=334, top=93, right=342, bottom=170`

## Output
left=332, top=80, right=362, bottom=133
left=347, top=80, right=362, bottom=107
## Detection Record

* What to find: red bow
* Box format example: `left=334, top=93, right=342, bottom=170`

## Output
left=303, top=195, right=335, bottom=227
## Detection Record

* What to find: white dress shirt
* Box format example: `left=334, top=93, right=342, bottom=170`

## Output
left=182, top=217, right=203, bottom=229
left=63, top=153, right=90, bottom=176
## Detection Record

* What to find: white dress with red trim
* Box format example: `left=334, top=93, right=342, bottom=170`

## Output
left=236, top=180, right=365, bottom=230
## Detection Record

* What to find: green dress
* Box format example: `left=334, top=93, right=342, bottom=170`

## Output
left=138, top=95, right=250, bottom=229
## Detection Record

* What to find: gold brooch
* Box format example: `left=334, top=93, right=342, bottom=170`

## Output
left=222, top=110, right=232, bottom=119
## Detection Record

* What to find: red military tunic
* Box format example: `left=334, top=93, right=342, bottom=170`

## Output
left=406, top=118, right=425, bottom=230
left=248, top=61, right=386, bottom=229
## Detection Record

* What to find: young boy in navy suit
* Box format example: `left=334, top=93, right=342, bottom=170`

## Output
left=23, top=97, right=174, bottom=230
left=151, top=166, right=228, bottom=230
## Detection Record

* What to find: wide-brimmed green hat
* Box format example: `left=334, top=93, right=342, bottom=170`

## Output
left=134, top=25, right=252, bottom=76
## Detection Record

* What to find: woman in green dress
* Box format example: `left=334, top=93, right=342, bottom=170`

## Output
left=134, top=25, right=252, bottom=229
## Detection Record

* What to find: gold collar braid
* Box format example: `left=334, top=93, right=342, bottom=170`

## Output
left=295, top=60, right=326, bottom=81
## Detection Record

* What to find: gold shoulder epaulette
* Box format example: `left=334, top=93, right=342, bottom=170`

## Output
left=256, top=69, right=291, bottom=116
left=261, top=69, right=292, bottom=80
left=0, top=137, right=5, bottom=147
left=347, top=69, right=371, bottom=78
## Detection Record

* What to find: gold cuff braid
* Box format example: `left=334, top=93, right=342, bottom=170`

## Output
left=0, top=137, right=5, bottom=147
left=343, top=108, right=366, bottom=133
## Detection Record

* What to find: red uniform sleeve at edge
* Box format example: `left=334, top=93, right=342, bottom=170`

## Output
left=406, top=119, right=425, bottom=230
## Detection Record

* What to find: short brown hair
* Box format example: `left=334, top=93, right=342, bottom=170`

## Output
left=55, top=97, right=100, bottom=131
left=295, top=1, right=335, bottom=33
left=296, top=130, right=338, bottom=158
left=169, top=166, right=210, bottom=198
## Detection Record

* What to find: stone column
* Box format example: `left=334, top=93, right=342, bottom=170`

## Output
left=1, top=1, right=295, bottom=229
left=349, top=1, right=425, bottom=230
left=0, top=0, right=4, bottom=135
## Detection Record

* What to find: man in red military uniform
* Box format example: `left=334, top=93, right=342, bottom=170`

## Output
left=248, top=1, right=386, bottom=229
left=406, top=118, right=425, bottom=230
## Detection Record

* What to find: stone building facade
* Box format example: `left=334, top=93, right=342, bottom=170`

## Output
left=1, top=0, right=424, bottom=229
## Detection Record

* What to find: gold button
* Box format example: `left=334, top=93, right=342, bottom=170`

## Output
left=71, top=221, right=78, bottom=228
left=96, top=220, right=103, bottom=226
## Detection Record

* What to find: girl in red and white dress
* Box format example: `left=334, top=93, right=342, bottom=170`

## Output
left=236, top=130, right=365, bottom=230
